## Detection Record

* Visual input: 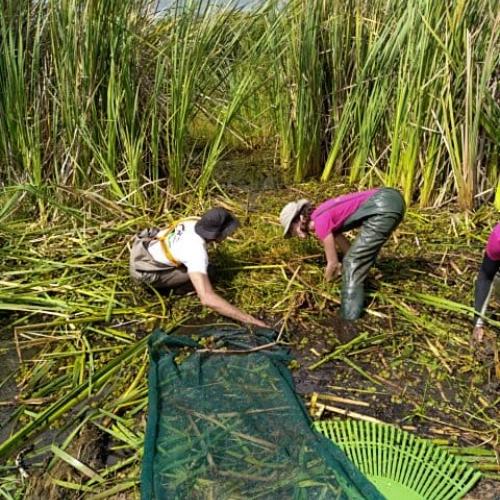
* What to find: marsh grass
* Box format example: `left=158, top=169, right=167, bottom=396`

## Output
left=0, top=0, right=498, bottom=496
left=0, top=0, right=497, bottom=211
left=0, top=181, right=498, bottom=497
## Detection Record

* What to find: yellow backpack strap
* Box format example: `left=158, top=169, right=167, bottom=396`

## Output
left=156, top=217, right=201, bottom=267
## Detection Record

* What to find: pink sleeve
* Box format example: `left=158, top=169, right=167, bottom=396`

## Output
left=314, top=215, right=331, bottom=240
left=485, top=223, right=500, bottom=261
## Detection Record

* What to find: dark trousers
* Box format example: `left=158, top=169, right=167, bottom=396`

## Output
left=340, top=188, right=405, bottom=320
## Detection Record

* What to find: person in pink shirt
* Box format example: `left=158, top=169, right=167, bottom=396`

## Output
left=472, top=223, right=499, bottom=345
left=280, top=187, right=405, bottom=320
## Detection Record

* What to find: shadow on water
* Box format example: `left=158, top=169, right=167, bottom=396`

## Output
left=214, top=152, right=286, bottom=192
left=376, top=256, right=438, bottom=283
left=0, top=318, right=60, bottom=464
left=0, top=321, right=21, bottom=443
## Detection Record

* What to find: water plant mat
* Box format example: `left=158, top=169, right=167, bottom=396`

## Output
left=314, top=420, right=481, bottom=500
left=141, top=327, right=384, bottom=499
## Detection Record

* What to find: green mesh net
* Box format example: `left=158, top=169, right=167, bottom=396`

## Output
left=141, top=327, right=384, bottom=499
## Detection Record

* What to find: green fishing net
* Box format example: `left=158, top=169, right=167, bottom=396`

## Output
left=141, top=327, right=384, bottom=499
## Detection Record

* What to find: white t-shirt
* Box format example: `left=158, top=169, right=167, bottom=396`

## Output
left=148, top=220, right=209, bottom=274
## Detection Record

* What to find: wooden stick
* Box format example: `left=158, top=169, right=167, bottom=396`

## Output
left=311, top=392, right=370, bottom=408
left=310, top=402, right=384, bottom=424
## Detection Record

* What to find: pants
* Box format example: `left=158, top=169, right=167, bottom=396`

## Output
left=129, top=235, right=190, bottom=290
left=340, top=188, right=405, bottom=320
left=473, top=253, right=499, bottom=326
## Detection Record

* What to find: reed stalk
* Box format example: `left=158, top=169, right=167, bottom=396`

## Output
left=0, top=0, right=497, bottom=208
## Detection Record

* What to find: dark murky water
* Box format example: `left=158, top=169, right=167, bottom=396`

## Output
left=0, top=323, right=19, bottom=443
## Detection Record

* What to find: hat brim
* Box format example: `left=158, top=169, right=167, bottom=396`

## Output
left=283, top=200, right=310, bottom=238
left=195, top=218, right=239, bottom=241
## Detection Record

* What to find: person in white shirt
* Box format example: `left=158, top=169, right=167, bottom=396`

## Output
left=130, top=207, right=268, bottom=328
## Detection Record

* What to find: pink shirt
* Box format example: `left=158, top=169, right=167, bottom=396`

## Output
left=311, top=189, right=379, bottom=240
left=485, top=223, right=500, bottom=261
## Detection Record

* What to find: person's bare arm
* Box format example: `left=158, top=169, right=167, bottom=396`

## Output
left=189, top=272, right=269, bottom=328
left=335, top=233, right=350, bottom=254
left=322, top=233, right=342, bottom=281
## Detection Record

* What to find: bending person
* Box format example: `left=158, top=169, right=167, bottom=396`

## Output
left=472, top=222, right=499, bottom=344
left=280, top=187, right=405, bottom=320
left=130, top=207, right=268, bottom=328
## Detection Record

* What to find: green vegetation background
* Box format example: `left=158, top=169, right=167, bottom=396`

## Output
left=0, top=0, right=498, bottom=498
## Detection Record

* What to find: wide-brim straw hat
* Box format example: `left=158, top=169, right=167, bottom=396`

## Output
left=279, top=199, right=311, bottom=237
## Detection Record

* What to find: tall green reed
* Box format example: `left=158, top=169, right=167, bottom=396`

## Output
left=0, top=0, right=497, bottom=213
left=264, top=0, right=325, bottom=181
left=311, top=0, right=497, bottom=208
left=0, top=3, right=45, bottom=206
left=49, top=0, right=152, bottom=204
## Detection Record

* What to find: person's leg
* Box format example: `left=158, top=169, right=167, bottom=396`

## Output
left=129, top=239, right=158, bottom=285
left=341, top=212, right=403, bottom=320
left=131, top=267, right=192, bottom=294
left=129, top=237, right=190, bottom=290
left=339, top=188, right=405, bottom=320
left=156, top=267, right=191, bottom=289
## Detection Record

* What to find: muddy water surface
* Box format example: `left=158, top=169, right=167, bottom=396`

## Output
left=0, top=325, right=19, bottom=443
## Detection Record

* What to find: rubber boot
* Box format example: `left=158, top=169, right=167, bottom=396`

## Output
left=340, top=285, right=365, bottom=320
left=338, top=188, right=405, bottom=319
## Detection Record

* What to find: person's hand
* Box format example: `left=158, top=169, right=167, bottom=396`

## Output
left=252, top=318, right=271, bottom=329
left=324, top=262, right=342, bottom=282
left=471, top=325, right=485, bottom=344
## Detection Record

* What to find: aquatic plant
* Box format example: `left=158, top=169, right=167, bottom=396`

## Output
left=0, top=183, right=498, bottom=497
left=0, top=0, right=497, bottom=210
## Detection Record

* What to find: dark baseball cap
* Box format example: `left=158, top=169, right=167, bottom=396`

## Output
left=195, top=207, right=240, bottom=241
